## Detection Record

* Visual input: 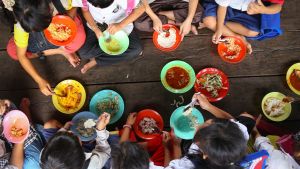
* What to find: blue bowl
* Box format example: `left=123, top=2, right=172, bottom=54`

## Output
left=170, top=106, right=204, bottom=140
left=71, top=111, right=98, bottom=142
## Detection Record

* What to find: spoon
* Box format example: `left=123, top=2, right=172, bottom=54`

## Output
left=104, top=32, right=112, bottom=43
left=282, top=96, right=300, bottom=103
left=183, top=92, right=201, bottom=115
left=51, top=91, right=66, bottom=97
left=218, top=39, right=230, bottom=44
left=294, top=69, right=300, bottom=80
left=162, top=29, right=170, bottom=38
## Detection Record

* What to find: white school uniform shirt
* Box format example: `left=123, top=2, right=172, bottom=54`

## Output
left=254, top=136, right=300, bottom=169
left=215, top=0, right=256, bottom=11
left=72, top=0, right=140, bottom=34
left=147, top=0, right=189, bottom=4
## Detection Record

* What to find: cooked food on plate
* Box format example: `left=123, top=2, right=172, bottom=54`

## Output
left=176, top=114, right=198, bottom=132
left=76, top=119, right=95, bottom=137
left=157, top=28, right=177, bottom=48
left=96, top=95, right=119, bottom=117
left=47, top=23, right=72, bottom=41
left=57, top=85, right=82, bottom=111
left=264, top=97, right=287, bottom=117
left=166, top=67, right=190, bottom=89
left=139, top=117, right=159, bottom=134
left=84, top=119, right=96, bottom=129
left=221, top=38, right=241, bottom=59
left=105, top=38, right=121, bottom=52
left=197, top=73, right=223, bottom=98
left=10, top=126, right=24, bottom=137
left=290, top=69, right=300, bottom=91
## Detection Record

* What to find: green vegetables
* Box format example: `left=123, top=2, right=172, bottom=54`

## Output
left=198, top=74, right=223, bottom=98
left=96, top=95, right=119, bottom=117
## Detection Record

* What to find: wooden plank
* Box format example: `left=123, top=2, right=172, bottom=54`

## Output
left=1, top=75, right=299, bottom=131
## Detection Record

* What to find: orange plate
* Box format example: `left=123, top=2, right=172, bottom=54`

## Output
left=217, top=36, right=246, bottom=64
left=153, top=24, right=182, bottom=52
left=133, top=109, right=164, bottom=140
left=194, top=68, right=229, bottom=102
left=44, top=15, right=77, bottom=46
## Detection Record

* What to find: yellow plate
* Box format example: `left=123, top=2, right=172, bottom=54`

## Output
left=52, top=80, right=86, bottom=114
left=286, top=63, right=300, bottom=95
left=261, top=92, right=292, bottom=122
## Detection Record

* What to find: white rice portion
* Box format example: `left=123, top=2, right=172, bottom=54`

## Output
left=264, top=97, right=286, bottom=117
left=157, top=28, right=177, bottom=48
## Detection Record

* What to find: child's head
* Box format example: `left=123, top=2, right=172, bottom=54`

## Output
left=193, top=118, right=247, bottom=168
left=13, top=0, right=52, bottom=32
left=111, top=142, right=149, bottom=169
left=87, top=0, right=114, bottom=8
left=40, top=131, right=85, bottom=169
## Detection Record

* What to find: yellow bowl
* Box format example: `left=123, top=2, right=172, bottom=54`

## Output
left=52, top=79, right=86, bottom=114
left=286, top=63, right=300, bottom=95
left=261, top=92, right=292, bottom=122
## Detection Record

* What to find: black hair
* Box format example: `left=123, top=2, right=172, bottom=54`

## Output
left=111, top=142, right=149, bottom=169
left=87, top=0, right=114, bottom=8
left=40, top=131, right=85, bottom=169
left=13, top=0, right=52, bottom=32
left=0, top=1, right=15, bottom=31
left=189, top=118, right=246, bottom=169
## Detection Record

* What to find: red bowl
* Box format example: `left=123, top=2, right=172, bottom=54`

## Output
left=217, top=36, right=246, bottom=64
left=153, top=24, right=182, bottom=52
left=194, top=68, right=229, bottom=102
left=44, top=15, right=77, bottom=46
left=133, top=109, right=164, bottom=140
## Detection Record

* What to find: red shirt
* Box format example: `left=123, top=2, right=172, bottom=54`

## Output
left=263, top=0, right=284, bottom=5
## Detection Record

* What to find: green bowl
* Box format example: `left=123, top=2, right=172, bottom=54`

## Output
left=160, top=60, right=196, bottom=93
left=170, top=106, right=204, bottom=140
left=98, top=30, right=129, bottom=55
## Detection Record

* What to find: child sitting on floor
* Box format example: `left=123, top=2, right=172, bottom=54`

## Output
left=135, top=0, right=203, bottom=38
left=40, top=113, right=111, bottom=169
left=202, top=0, right=284, bottom=53
left=72, top=0, right=144, bottom=73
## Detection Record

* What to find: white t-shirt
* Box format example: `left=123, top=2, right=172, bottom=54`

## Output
left=215, top=0, right=256, bottom=11
left=72, top=0, right=140, bottom=34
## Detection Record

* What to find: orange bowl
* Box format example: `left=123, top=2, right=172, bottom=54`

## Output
left=217, top=36, right=246, bottom=64
left=44, top=15, right=77, bottom=46
left=153, top=24, right=182, bottom=52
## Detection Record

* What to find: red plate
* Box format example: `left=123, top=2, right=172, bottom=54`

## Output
left=153, top=24, right=182, bottom=52
left=217, top=36, right=246, bottom=64
left=194, top=68, right=229, bottom=102
left=133, top=109, right=164, bottom=140
left=44, top=15, right=77, bottom=46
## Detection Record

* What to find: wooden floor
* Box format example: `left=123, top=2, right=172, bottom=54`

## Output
left=0, top=0, right=299, bottom=132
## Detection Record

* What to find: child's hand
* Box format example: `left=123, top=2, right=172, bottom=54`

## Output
left=96, top=113, right=111, bottom=131
left=212, top=29, right=222, bottom=44
left=171, top=130, right=181, bottom=146
left=162, top=131, right=171, bottom=146
left=94, top=28, right=103, bottom=39
left=0, top=99, right=10, bottom=115
left=126, top=112, right=137, bottom=126
left=152, top=16, right=163, bottom=33
left=37, top=79, right=53, bottom=96
left=63, top=121, right=73, bottom=130
left=180, top=19, right=192, bottom=41
left=247, top=0, right=266, bottom=15
left=193, top=93, right=212, bottom=111
left=107, top=23, right=122, bottom=35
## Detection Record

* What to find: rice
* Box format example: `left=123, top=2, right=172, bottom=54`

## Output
left=157, top=28, right=177, bottom=48
left=84, top=119, right=96, bottom=129
left=264, top=97, right=286, bottom=117
left=47, top=23, right=72, bottom=41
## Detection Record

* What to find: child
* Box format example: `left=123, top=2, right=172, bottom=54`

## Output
left=202, top=0, right=284, bottom=53
left=4, top=0, right=86, bottom=96
left=72, top=0, right=144, bottom=73
left=135, top=0, right=203, bottom=38
left=40, top=113, right=111, bottom=169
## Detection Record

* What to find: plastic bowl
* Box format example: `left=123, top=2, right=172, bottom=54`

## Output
left=286, top=63, right=300, bottom=95
left=99, top=30, right=129, bottom=55
left=3, top=110, right=30, bottom=143
left=153, top=24, right=182, bottom=52
left=217, top=36, right=246, bottom=64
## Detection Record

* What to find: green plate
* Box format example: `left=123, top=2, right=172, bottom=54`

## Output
left=261, top=92, right=292, bottom=122
left=98, top=30, right=129, bottom=55
left=160, top=60, right=196, bottom=93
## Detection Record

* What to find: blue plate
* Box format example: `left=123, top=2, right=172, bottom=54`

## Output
left=70, top=111, right=98, bottom=142
left=89, top=89, right=125, bottom=124
left=170, top=106, right=204, bottom=140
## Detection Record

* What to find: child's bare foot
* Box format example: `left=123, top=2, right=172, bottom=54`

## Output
left=19, top=98, right=32, bottom=122
left=191, top=25, right=198, bottom=35
left=62, top=52, right=81, bottom=67
left=158, top=11, right=175, bottom=21
left=81, top=59, right=97, bottom=74
left=239, top=36, right=253, bottom=54
left=198, top=22, right=206, bottom=29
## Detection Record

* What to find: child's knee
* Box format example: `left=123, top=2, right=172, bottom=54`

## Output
left=203, top=16, right=217, bottom=30
left=245, top=30, right=259, bottom=37
left=44, top=119, right=62, bottom=129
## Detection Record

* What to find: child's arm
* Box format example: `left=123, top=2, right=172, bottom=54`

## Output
left=120, top=112, right=137, bottom=143
left=88, top=113, right=111, bottom=169
left=142, top=0, right=162, bottom=32
left=213, top=5, right=227, bottom=44
left=180, top=0, right=199, bottom=39
left=10, top=142, right=24, bottom=169
left=247, top=0, right=282, bottom=15
left=172, top=134, right=182, bottom=159
left=194, top=93, right=234, bottom=119
left=162, top=132, right=172, bottom=166
left=66, top=7, right=78, bottom=19
left=108, top=3, right=145, bottom=34
left=81, top=9, right=103, bottom=38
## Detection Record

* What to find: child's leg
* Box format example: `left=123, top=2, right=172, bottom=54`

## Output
left=42, top=47, right=80, bottom=67
left=226, top=22, right=259, bottom=37
left=19, top=98, right=32, bottom=123
left=81, top=58, right=97, bottom=74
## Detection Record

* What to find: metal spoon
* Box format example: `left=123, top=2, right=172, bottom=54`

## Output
left=104, top=33, right=112, bottom=43
left=51, top=91, right=66, bottom=97
left=218, top=39, right=230, bottom=44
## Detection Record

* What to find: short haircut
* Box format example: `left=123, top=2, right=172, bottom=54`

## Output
left=13, top=0, right=52, bottom=32
left=111, top=142, right=149, bottom=169
left=87, top=0, right=114, bottom=8
left=40, top=132, right=85, bottom=169
left=193, top=118, right=247, bottom=168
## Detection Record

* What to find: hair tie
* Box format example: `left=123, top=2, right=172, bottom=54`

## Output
left=2, top=0, right=15, bottom=11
